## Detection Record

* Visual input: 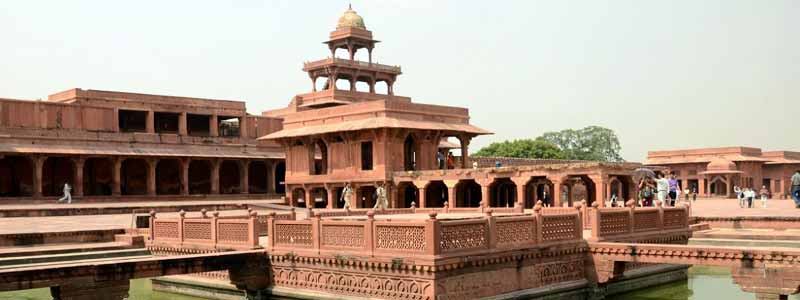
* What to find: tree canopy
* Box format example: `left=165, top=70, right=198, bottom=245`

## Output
left=473, top=139, right=566, bottom=159
left=536, top=126, right=624, bottom=162
left=473, top=126, right=624, bottom=162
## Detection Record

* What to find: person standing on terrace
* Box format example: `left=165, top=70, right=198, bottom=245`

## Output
left=373, top=183, right=388, bottom=210
left=667, top=173, right=680, bottom=206
left=759, top=185, right=769, bottom=208
left=792, top=170, right=800, bottom=208
left=655, top=173, right=670, bottom=206
left=341, top=183, right=354, bottom=209
left=638, top=176, right=655, bottom=207
left=57, top=181, right=72, bottom=204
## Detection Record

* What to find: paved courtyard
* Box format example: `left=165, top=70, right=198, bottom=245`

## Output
left=689, top=197, right=800, bottom=217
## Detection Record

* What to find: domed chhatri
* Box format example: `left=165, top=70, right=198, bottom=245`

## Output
left=337, top=5, right=366, bottom=29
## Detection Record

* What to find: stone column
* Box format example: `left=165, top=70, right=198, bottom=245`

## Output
left=209, top=115, right=219, bottom=137
left=147, top=159, right=157, bottom=196
left=239, top=116, right=248, bottom=139
left=591, top=175, right=607, bottom=207
left=112, top=158, right=122, bottom=196
left=210, top=160, right=220, bottom=194
left=33, top=155, right=46, bottom=198
left=414, top=181, right=428, bottom=208
left=699, top=176, right=706, bottom=198
left=725, top=174, right=732, bottom=198
left=266, top=160, right=275, bottom=194
left=326, top=185, right=335, bottom=209
left=445, top=180, right=457, bottom=208
left=73, top=157, right=85, bottom=197
left=552, top=180, right=563, bottom=207
left=178, top=112, right=187, bottom=136
left=305, top=188, right=313, bottom=208
left=146, top=110, right=155, bottom=133
left=240, top=161, right=249, bottom=194
left=181, top=159, right=190, bottom=195
left=459, top=136, right=471, bottom=169
left=480, top=181, right=491, bottom=208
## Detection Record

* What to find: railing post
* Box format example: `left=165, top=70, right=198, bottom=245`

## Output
left=590, top=202, right=600, bottom=240
left=149, top=210, right=156, bottom=241
left=627, top=200, right=635, bottom=234
left=581, top=200, right=589, bottom=230
left=248, top=211, right=258, bottom=248
left=178, top=210, right=186, bottom=246
left=656, top=200, right=664, bottom=231
left=267, top=212, right=276, bottom=251
left=574, top=202, right=583, bottom=237
left=485, top=209, right=496, bottom=250
left=366, top=210, right=375, bottom=256
left=425, top=212, right=439, bottom=256
left=534, top=205, right=543, bottom=243
left=211, top=211, right=219, bottom=248
left=310, top=209, right=321, bottom=254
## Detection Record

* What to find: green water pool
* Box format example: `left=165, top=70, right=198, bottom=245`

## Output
left=2, top=266, right=797, bottom=300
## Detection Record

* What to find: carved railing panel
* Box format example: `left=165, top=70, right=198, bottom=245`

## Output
left=633, top=209, right=659, bottom=232
left=540, top=213, right=581, bottom=242
left=374, top=224, right=427, bottom=253
left=439, top=220, right=488, bottom=253
left=273, top=223, right=313, bottom=247
left=495, top=216, right=536, bottom=249
left=149, top=212, right=260, bottom=250
left=663, top=208, right=687, bottom=229
left=320, top=223, right=366, bottom=249
left=598, top=209, right=630, bottom=236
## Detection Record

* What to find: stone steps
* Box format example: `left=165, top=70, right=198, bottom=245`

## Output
left=0, top=248, right=151, bottom=270
left=689, top=238, right=800, bottom=249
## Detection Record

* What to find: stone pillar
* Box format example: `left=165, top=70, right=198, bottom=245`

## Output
left=414, top=181, right=428, bottom=208
left=326, top=185, right=335, bottom=209
left=591, top=175, right=607, bottom=207
left=209, top=115, right=219, bottom=137
left=239, top=116, right=248, bottom=139
left=512, top=177, right=528, bottom=208
left=181, top=159, right=190, bottom=195
left=178, top=112, right=187, bottom=136
left=445, top=180, right=457, bottom=208
left=266, top=160, right=275, bottom=194
left=112, top=158, right=122, bottom=196
left=146, top=110, right=154, bottom=133
left=459, top=136, right=471, bottom=169
left=305, top=188, right=313, bottom=208
left=33, top=155, right=46, bottom=198
left=552, top=180, right=563, bottom=207
left=725, top=174, right=732, bottom=198
left=210, top=160, right=220, bottom=194
left=241, top=161, right=249, bottom=194
left=699, top=176, right=706, bottom=198
left=73, top=157, right=85, bottom=197
left=147, top=159, right=157, bottom=196
left=480, top=181, right=490, bottom=208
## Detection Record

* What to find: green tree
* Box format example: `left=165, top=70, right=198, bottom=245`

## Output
left=536, top=126, right=624, bottom=162
left=473, top=139, right=566, bottom=159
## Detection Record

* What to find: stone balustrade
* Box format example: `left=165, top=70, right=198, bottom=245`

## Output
left=265, top=209, right=583, bottom=259
left=149, top=210, right=262, bottom=251
left=589, top=202, right=689, bottom=241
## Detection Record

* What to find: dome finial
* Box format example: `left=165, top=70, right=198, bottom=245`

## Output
left=337, top=4, right=366, bottom=29
left=348, top=3, right=352, bottom=10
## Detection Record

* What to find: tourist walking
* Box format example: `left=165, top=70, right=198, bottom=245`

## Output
left=692, top=187, right=697, bottom=201
left=734, top=186, right=743, bottom=208
left=57, top=181, right=72, bottom=204
left=759, top=185, right=769, bottom=208
left=667, top=173, right=679, bottom=207
left=656, top=173, right=670, bottom=206
left=792, top=170, right=800, bottom=208
left=684, top=188, right=690, bottom=202
left=437, top=151, right=445, bottom=170
left=638, top=176, right=655, bottom=207
left=373, top=183, right=388, bottom=210
left=341, top=183, right=354, bottom=209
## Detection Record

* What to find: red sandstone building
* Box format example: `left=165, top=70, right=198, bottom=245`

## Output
left=646, top=147, right=800, bottom=198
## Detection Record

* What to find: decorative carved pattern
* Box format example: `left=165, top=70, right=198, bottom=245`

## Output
left=496, top=220, right=535, bottom=247
left=440, top=223, right=486, bottom=252
left=436, top=267, right=518, bottom=300
left=271, top=266, right=432, bottom=300
left=274, top=224, right=313, bottom=246
left=663, top=209, right=687, bottom=228
left=217, top=222, right=248, bottom=242
left=375, top=225, right=426, bottom=251
left=536, top=259, right=585, bottom=286
left=153, top=221, right=179, bottom=239
left=183, top=222, right=212, bottom=240
left=633, top=210, right=659, bottom=232
left=541, top=215, right=579, bottom=242
left=599, top=210, right=630, bottom=236
left=321, top=224, right=365, bottom=248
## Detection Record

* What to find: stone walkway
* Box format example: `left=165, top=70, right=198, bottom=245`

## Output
left=689, top=197, right=800, bottom=217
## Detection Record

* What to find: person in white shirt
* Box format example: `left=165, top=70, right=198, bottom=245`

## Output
left=655, top=173, right=670, bottom=205
left=57, top=181, right=72, bottom=204
left=734, top=186, right=743, bottom=207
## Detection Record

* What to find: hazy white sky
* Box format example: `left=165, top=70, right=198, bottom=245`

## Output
left=1, top=1, right=797, bottom=161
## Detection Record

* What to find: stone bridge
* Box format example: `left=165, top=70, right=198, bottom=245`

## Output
left=588, top=242, right=800, bottom=299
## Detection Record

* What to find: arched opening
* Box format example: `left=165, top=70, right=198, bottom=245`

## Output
left=333, top=47, right=349, bottom=59
left=248, top=161, right=268, bottom=194
left=608, top=175, right=632, bottom=204
left=489, top=178, right=517, bottom=208
left=397, top=182, right=419, bottom=208
left=291, top=188, right=306, bottom=207
left=335, top=78, right=351, bottom=90
left=456, top=180, right=481, bottom=208
left=569, top=175, right=597, bottom=205
left=425, top=181, right=448, bottom=208
left=121, top=159, right=148, bottom=195
left=156, top=159, right=181, bottom=195
left=311, top=187, right=328, bottom=209
left=358, top=185, right=376, bottom=209
left=375, top=81, right=388, bottom=94
left=42, top=157, right=75, bottom=197
left=0, top=156, right=34, bottom=197
left=188, top=160, right=211, bottom=194
left=312, top=140, right=328, bottom=175
left=82, top=158, right=113, bottom=196
left=404, top=134, right=418, bottom=171
left=274, top=162, right=286, bottom=194
left=219, top=161, right=241, bottom=194
left=709, top=176, right=728, bottom=197
left=355, top=80, right=371, bottom=93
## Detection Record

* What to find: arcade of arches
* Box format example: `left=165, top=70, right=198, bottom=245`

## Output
left=0, top=155, right=284, bottom=198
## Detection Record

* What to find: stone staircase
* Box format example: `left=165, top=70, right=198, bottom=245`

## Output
left=690, top=228, right=800, bottom=248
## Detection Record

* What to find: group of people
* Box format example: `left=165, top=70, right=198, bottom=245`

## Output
left=792, top=170, right=800, bottom=208
left=638, top=172, right=695, bottom=207
left=339, top=183, right=388, bottom=210
left=734, top=186, right=770, bottom=208
left=437, top=151, right=456, bottom=170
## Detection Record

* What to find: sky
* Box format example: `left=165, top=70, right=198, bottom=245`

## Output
left=1, top=0, right=797, bottom=161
